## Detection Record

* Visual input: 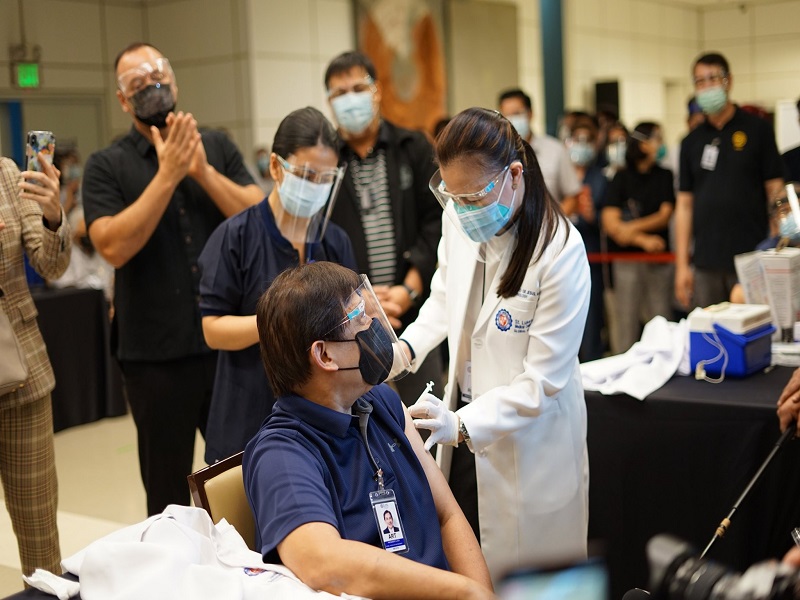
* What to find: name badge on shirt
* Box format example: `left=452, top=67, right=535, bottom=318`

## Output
left=370, top=489, right=408, bottom=554
left=701, top=144, right=719, bottom=171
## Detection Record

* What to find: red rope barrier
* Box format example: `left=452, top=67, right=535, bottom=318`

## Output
left=586, top=252, right=676, bottom=264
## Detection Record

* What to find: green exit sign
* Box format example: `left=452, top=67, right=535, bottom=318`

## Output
left=14, top=62, right=40, bottom=89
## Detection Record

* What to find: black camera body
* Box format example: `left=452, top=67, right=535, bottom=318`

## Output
left=646, top=535, right=800, bottom=600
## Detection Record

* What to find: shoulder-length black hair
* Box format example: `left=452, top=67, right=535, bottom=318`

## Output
left=435, top=107, right=568, bottom=299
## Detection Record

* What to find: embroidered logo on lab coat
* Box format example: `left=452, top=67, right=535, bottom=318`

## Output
left=495, top=308, right=512, bottom=331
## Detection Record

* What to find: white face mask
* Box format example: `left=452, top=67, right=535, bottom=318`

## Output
left=507, top=114, right=530, bottom=139
left=279, top=171, right=333, bottom=218
left=331, top=91, right=375, bottom=135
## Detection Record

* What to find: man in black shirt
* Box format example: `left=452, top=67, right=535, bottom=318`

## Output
left=323, top=51, right=443, bottom=407
left=83, top=42, right=262, bottom=515
left=675, top=52, right=784, bottom=308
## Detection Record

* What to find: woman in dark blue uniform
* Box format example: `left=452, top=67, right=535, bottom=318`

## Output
left=199, top=107, right=356, bottom=464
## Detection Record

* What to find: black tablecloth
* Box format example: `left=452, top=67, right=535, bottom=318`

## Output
left=587, top=366, right=800, bottom=599
left=2, top=574, right=79, bottom=600
left=31, top=287, right=125, bottom=431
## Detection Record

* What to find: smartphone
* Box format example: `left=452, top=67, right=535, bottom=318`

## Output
left=26, top=130, right=56, bottom=172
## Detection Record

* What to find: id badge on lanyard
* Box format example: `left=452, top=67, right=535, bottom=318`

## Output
left=354, top=398, right=409, bottom=554
left=701, top=139, right=720, bottom=171
left=369, top=488, right=409, bottom=554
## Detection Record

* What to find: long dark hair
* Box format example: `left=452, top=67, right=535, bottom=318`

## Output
left=272, top=107, right=338, bottom=158
left=435, top=107, right=568, bottom=298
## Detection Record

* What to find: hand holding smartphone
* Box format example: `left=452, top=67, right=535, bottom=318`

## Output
left=20, top=130, right=62, bottom=228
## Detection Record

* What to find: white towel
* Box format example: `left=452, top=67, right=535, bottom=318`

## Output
left=21, top=569, right=80, bottom=599
left=581, top=316, right=690, bottom=400
left=61, top=505, right=366, bottom=600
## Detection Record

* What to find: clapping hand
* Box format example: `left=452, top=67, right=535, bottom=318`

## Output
left=151, top=111, right=201, bottom=184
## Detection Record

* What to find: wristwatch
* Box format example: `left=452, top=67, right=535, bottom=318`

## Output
left=401, top=283, right=419, bottom=305
left=459, top=419, right=473, bottom=451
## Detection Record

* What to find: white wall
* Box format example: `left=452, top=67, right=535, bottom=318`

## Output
left=564, top=0, right=701, bottom=146
left=145, top=0, right=253, bottom=158
left=245, top=0, right=353, bottom=156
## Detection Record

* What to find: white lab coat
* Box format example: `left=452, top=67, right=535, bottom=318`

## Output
left=401, top=208, right=591, bottom=581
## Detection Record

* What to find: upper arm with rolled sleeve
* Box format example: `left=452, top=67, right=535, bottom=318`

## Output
left=243, top=432, right=338, bottom=561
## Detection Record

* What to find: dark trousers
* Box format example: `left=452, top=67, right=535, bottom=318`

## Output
left=119, top=353, right=215, bottom=516
left=450, top=396, right=480, bottom=542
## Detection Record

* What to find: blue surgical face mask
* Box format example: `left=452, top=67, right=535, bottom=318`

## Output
left=454, top=190, right=515, bottom=243
left=279, top=171, right=332, bottom=218
left=696, top=86, right=727, bottom=115
left=67, top=164, right=83, bottom=181
left=331, top=91, right=375, bottom=135
left=780, top=213, right=800, bottom=242
left=256, top=156, right=269, bottom=175
left=507, top=114, right=530, bottom=139
left=656, top=144, right=668, bottom=162
left=568, top=141, right=596, bottom=167
left=606, top=141, right=626, bottom=168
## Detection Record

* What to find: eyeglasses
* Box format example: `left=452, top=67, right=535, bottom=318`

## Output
left=693, top=72, right=727, bottom=88
left=327, top=76, right=376, bottom=100
left=277, top=155, right=341, bottom=185
left=321, top=292, right=369, bottom=339
left=117, top=58, right=174, bottom=96
left=430, top=166, right=509, bottom=207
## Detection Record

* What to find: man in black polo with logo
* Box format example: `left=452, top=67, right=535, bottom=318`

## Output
left=674, top=52, right=784, bottom=309
left=83, top=42, right=262, bottom=515
left=323, top=51, right=443, bottom=406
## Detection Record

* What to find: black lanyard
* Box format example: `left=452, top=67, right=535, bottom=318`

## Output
left=353, top=398, right=385, bottom=490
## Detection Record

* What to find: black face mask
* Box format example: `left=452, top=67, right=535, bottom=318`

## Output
left=128, top=83, right=175, bottom=129
left=337, top=318, right=394, bottom=386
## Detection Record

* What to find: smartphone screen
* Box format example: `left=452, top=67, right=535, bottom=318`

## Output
left=26, top=130, right=56, bottom=172
left=497, top=557, right=609, bottom=600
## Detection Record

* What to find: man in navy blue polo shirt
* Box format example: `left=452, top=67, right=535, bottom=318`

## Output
left=674, top=52, right=784, bottom=309
left=243, top=262, right=494, bottom=600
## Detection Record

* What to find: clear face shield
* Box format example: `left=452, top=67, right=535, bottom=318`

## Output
left=117, top=57, right=175, bottom=97
left=274, top=155, right=346, bottom=244
left=117, top=58, right=177, bottom=127
left=429, top=165, right=518, bottom=262
left=772, top=183, right=800, bottom=248
left=323, top=275, right=411, bottom=385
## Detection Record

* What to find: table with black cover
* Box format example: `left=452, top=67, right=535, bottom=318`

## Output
left=587, top=366, right=800, bottom=599
left=31, top=286, right=125, bottom=431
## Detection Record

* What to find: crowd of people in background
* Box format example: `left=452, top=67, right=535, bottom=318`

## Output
left=4, top=40, right=800, bottom=599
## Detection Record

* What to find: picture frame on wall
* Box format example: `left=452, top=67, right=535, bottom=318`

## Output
left=354, top=0, right=447, bottom=135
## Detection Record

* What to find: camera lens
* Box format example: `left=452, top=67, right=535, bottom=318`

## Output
left=30, top=135, right=37, bottom=145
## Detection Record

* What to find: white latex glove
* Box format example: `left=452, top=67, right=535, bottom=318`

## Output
left=409, top=390, right=459, bottom=452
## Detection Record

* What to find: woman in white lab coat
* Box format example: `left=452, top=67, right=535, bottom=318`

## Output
left=399, top=107, right=591, bottom=582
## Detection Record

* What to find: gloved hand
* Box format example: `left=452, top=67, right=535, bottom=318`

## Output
left=409, top=391, right=459, bottom=452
